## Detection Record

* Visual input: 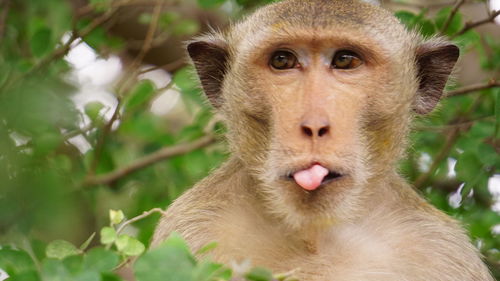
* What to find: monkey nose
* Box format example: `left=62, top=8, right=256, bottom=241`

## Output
left=300, top=120, right=330, bottom=138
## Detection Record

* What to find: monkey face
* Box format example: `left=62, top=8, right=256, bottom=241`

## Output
left=187, top=0, right=459, bottom=229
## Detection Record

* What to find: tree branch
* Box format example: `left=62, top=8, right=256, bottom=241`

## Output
left=116, top=208, right=167, bottom=235
left=88, top=98, right=122, bottom=176
left=452, top=9, right=500, bottom=37
left=445, top=79, right=500, bottom=97
left=88, top=0, right=163, bottom=176
left=1, top=7, right=120, bottom=93
left=414, top=96, right=484, bottom=189
left=83, top=135, right=217, bottom=186
left=440, top=0, right=466, bottom=34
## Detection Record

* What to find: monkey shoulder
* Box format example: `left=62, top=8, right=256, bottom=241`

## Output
left=365, top=186, right=493, bottom=280
left=151, top=159, right=242, bottom=251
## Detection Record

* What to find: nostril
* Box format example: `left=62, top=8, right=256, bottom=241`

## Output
left=318, top=126, right=329, bottom=137
left=302, top=126, right=313, bottom=137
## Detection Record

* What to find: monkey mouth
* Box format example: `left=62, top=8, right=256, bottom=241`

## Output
left=285, top=163, right=344, bottom=191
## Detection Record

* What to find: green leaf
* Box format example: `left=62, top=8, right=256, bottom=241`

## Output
left=83, top=248, right=120, bottom=272
left=5, top=270, right=40, bottom=281
left=417, top=19, right=436, bottom=37
left=435, top=7, right=463, bottom=36
left=46, top=240, right=81, bottom=260
left=495, top=88, right=500, bottom=138
left=134, top=233, right=196, bottom=281
left=100, top=227, right=117, bottom=245
left=41, top=259, right=72, bottom=281
left=84, top=101, right=105, bottom=122
left=138, top=13, right=152, bottom=25
left=30, top=27, right=52, bottom=58
left=124, top=80, right=156, bottom=111
left=172, top=19, right=200, bottom=36
left=245, top=267, right=273, bottom=281
left=109, top=209, right=125, bottom=226
left=0, top=248, right=36, bottom=275
left=197, top=0, right=227, bottom=9
left=159, top=11, right=180, bottom=27
left=33, top=132, right=62, bottom=157
left=115, top=235, right=145, bottom=256
left=79, top=232, right=96, bottom=251
left=196, top=241, right=218, bottom=255
left=455, top=152, right=483, bottom=182
left=173, top=66, right=197, bottom=91
left=193, top=261, right=231, bottom=281
left=394, top=10, right=416, bottom=28
left=101, top=272, right=125, bottom=281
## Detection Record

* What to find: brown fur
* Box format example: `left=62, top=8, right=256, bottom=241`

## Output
left=152, top=0, right=493, bottom=280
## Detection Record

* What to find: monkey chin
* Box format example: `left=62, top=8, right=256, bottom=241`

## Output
left=256, top=158, right=368, bottom=231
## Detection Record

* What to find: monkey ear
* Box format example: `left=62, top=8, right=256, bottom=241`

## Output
left=414, top=40, right=459, bottom=114
left=187, top=37, right=229, bottom=108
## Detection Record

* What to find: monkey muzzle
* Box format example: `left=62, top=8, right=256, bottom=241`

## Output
left=288, top=164, right=343, bottom=191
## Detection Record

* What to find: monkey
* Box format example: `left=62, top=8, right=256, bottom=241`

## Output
left=151, top=0, right=495, bottom=280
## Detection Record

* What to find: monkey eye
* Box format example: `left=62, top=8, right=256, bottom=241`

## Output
left=332, top=50, right=363, bottom=69
left=269, top=50, right=299, bottom=70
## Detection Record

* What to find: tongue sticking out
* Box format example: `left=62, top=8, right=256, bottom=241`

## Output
left=293, top=164, right=329, bottom=191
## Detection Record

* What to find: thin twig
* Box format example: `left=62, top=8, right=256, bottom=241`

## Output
left=440, top=0, right=466, bottom=34
left=416, top=115, right=494, bottom=131
left=0, top=0, right=11, bottom=41
left=83, top=135, right=216, bottom=186
left=88, top=98, right=122, bottom=175
left=139, top=59, right=187, bottom=75
left=446, top=79, right=500, bottom=97
left=452, top=9, right=500, bottom=37
left=116, top=208, right=167, bottom=235
left=414, top=96, right=484, bottom=189
left=116, top=0, right=164, bottom=95
left=87, top=1, right=162, bottom=175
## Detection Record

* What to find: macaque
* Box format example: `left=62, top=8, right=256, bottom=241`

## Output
left=152, top=0, right=494, bottom=280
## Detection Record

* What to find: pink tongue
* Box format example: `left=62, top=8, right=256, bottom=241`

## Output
left=293, top=164, right=329, bottom=191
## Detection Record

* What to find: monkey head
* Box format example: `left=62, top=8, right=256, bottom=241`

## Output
left=187, top=0, right=459, bottom=230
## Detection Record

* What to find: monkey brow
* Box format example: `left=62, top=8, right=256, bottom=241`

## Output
left=256, top=30, right=383, bottom=65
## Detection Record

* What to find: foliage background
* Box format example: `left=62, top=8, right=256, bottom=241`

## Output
left=0, top=0, right=499, bottom=280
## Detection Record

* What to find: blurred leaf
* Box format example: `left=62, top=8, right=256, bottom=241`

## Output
left=82, top=248, right=119, bottom=272
left=134, top=233, right=196, bottom=281
left=495, top=88, right=500, bottom=137
left=90, top=0, right=111, bottom=11
left=84, top=101, right=105, bottom=123
left=435, top=7, right=464, bottom=36
left=138, top=13, right=152, bottom=25
left=79, top=233, right=96, bottom=251
left=455, top=152, right=482, bottom=182
left=245, top=267, right=273, bottom=281
left=46, top=240, right=81, bottom=260
left=395, top=10, right=416, bottom=27
left=109, top=210, right=125, bottom=226
left=124, top=80, right=156, bottom=112
left=172, top=19, right=200, bottom=36
left=115, top=235, right=145, bottom=256
left=159, top=11, right=180, bottom=27
left=30, top=27, right=52, bottom=58
left=196, top=242, right=218, bottom=256
left=0, top=248, right=37, bottom=276
left=193, top=261, right=231, bottom=281
left=100, top=227, right=117, bottom=245
left=198, top=0, right=227, bottom=9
